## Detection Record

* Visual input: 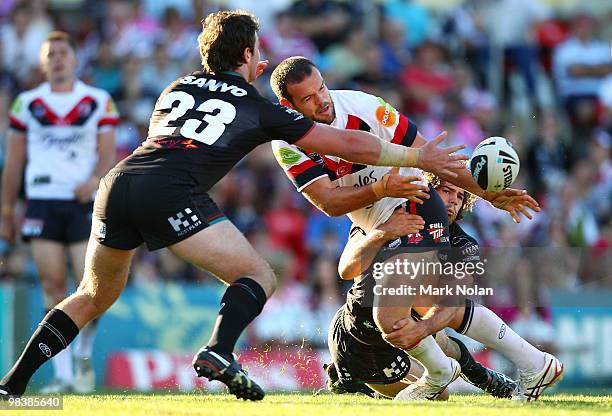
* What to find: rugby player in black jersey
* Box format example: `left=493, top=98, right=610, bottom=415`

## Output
left=329, top=177, right=562, bottom=401
left=0, top=11, right=468, bottom=401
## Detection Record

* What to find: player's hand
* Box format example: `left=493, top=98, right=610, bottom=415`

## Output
left=0, top=212, right=16, bottom=244
left=377, top=167, right=430, bottom=203
left=485, top=188, right=540, bottom=223
left=74, top=177, right=99, bottom=203
left=376, top=209, right=425, bottom=240
left=417, top=131, right=468, bottom=178
left=255, top=60, right=269, bottom=79
left=382, top=316, right=430, bottom=349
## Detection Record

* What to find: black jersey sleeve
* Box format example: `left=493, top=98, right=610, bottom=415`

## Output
left=449, top=223, right=481, bottom=264
left=260, top=101, right=315, bottom=144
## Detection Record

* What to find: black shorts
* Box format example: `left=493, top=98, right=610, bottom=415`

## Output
left=93, top=172, right=227, bottom=251
left=328, top=307, right=411, bottom=385
left=378, top=184, right=450, bottom=257
left=22, top=199, right=93, bottom=244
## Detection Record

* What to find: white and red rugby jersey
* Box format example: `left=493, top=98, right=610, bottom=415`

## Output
left=273, top=90, right=426, bottom=232
left=9, top=80, right=119, bottom=200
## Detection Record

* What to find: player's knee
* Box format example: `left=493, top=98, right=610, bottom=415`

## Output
left=249, top=264, right=277, bottom=298
left=75, top=283, right=119, bottom=319
left=373, top=307, right=399, bottom=334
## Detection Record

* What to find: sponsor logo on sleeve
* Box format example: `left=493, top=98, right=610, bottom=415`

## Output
left=276, top=147, right=302, bottom=165
left=277, top=104, right=304, bottom=120
left=11, top=97, right=23, bottom=114
left=106, top=97, right=118, bottom=114
left=375, top=97, right=397, bottom=127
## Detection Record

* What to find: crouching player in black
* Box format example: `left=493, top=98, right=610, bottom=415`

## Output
left=327, top=176, right=563, bottom=401
left=325, top=179, right=516, bottom=399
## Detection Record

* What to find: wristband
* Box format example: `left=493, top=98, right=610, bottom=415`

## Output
left=377, top=141, right=421, bottom=167
left=371, top=173, right=391, bottom=199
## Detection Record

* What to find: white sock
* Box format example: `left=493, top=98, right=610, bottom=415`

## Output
left=52, top=346, right=73, bottom=383
left=74, top=322, right=97, bottom=359
left=406, top=335, right=453, bottom=382
left=464, top=305, right=545, bottom=373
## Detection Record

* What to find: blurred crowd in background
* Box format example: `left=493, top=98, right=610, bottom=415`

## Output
left=0, top=0, right=611, bottom=351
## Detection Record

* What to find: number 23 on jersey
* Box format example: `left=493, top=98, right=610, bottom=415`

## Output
left=151, top=91, right=236, bottom=145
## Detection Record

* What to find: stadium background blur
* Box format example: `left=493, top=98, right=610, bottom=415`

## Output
left=0, top=0, right=610, bottom=394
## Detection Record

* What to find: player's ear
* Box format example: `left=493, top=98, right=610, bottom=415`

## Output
left=243, top=47, right=252, bottom=65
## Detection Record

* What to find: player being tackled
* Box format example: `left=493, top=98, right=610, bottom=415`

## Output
left=335, top=176, right=563, bottom=401
left=269, top=56, right=543, bottom=401
left=323, top=183, right=517, bottom=400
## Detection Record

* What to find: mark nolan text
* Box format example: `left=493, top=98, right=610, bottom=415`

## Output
left=373, top=284, right=493, bottom=297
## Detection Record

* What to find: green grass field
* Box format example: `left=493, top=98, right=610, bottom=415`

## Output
left=6, top=393, right=612, bottom=416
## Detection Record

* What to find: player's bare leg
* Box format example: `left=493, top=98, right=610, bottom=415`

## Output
left=59, top=239, right=134, bottom=325
left=32, top=240, right=68, bottom=308
left=170, top=220, right=274, bottom=401
left=0, top=238, right=134, bottom=397
left=30, top=239, right=73, bottom=393
left=68, top=241, right=96, bottom=393
left=170, top=220, right=276, bottom=295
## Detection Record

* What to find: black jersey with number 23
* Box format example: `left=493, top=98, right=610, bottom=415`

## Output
left=115, top=71, right=315, bottom=191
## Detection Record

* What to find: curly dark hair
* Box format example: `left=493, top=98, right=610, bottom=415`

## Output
left=198, top=10, right=259, bottom=74
left=424, top=172, right=478, bottom=221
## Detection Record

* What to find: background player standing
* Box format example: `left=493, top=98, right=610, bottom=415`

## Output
left=0, top=11, right=465, bottom=401
left=0, top=31, right=118, bottom=393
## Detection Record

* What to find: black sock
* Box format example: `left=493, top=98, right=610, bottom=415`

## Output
left=207, top=278, right=267, bottom=356
left=1, top=309, right=79, bottom=395
left=456, top=299, right=475, bottom=334
left=448, top=335, right=489, bottom=385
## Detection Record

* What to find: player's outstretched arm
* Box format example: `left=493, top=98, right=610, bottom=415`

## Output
left=295, top=124, right=467, bottom=175
left=434, top=166, right=540, bottom=223
left=338, top=210, right=425, bottom=280
left=412, top=132, right=540, bottom=223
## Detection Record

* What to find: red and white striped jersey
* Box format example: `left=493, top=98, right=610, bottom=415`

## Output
left=9, top=80, right=119, bottom=200
left=272, top=89, right=425, bottom=232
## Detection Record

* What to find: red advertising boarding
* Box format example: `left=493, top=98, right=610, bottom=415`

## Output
left=105, top=348, right=327, bottom=392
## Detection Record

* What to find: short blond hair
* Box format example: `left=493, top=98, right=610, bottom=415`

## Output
left=45, top=31, right=76, bottom=51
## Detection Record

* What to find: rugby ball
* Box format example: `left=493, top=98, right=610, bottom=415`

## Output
left=469, top=136, right=520, bottom=192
